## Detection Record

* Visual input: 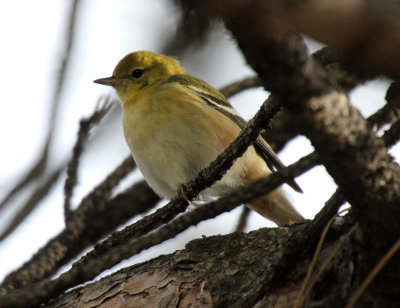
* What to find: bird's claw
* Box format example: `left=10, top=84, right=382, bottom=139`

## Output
left=177, top=184, right=202, bottom=203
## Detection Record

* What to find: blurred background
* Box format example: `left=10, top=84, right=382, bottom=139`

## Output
left=0, top=0, right=394, bottom=282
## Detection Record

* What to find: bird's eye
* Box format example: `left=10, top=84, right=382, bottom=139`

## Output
left=132, top=69, right=144, bottom=78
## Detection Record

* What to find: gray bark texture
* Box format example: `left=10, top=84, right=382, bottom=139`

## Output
left=45, top=218, right=374, bottom=308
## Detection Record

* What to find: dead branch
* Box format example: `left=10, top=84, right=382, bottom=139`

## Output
left=63, top=99, right=112, bottom=220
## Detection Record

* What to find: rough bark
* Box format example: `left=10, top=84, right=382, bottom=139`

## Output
left=46, top=217, right=360, bottom=308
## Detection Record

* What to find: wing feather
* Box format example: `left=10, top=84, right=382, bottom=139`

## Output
left=168, top=74, right=303, bottom=193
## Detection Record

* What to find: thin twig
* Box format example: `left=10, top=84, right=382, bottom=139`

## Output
left=303, top=223, right=359, bottom=302
left=307, top=189, right=346, bottom=237
left=295, top=219, right=358, bottom=308
left=294, top=210, right=346, bottom=308
left=0, top=156, right=48, bottom=212
left=235, top=206, right=251, bottom=232
left=219, top=76, right=262, bottom=98
left=0, top=167, right=64, bottom=243
left=344, top=238, right=400, bottom=308
left=179, top=96, right=282, bottom=200
left=63, top=98, right=112, bottom=220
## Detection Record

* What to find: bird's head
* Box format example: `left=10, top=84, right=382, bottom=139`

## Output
left=94, top=50, right=185, bottom=101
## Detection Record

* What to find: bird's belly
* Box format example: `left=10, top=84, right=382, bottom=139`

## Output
left=123, top=112, right=220, bottom=199
left=122, top=96, right=268, bottom=200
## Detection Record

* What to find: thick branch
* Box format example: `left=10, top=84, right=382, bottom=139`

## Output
left=44, top=216, right=355, bottom=308
left=196, top=1, right=400, bottom=242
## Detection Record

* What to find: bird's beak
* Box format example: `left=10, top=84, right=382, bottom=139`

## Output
left=93, top=76, right=121, bottom=86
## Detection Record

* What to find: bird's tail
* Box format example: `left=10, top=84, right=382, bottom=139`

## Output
left=246, top=188, right=305, bottom=226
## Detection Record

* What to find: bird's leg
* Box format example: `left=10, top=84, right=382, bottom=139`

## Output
left=176, top=183, right=202, bottom=203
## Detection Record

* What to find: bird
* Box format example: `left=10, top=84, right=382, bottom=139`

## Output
left=94, top=50, right=304, bottom=226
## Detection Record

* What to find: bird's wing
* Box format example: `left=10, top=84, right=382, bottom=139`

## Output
left=168, top=74, right=303, bottom=193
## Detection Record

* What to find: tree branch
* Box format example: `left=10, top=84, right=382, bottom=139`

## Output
left=0, top=168, right=64, bottom=243
left=0, top=157, right=137, bottom=292
left=219, top=76, right=262, bottom=98
left=0, top=152, right=320, bottom=308
left=63, top=98, right=112, bottom=220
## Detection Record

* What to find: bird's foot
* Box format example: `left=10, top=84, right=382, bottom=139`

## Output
left=177, top=184, right=202, bottom=203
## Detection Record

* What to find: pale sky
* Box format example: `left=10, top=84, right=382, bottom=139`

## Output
left=0, top=0, right=395, bottom=282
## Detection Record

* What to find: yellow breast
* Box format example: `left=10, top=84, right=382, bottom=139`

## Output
left=121, top=81, right=268, bottom=199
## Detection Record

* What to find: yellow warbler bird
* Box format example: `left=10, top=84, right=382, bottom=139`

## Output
left=94, top=50, right=304, bottom=226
